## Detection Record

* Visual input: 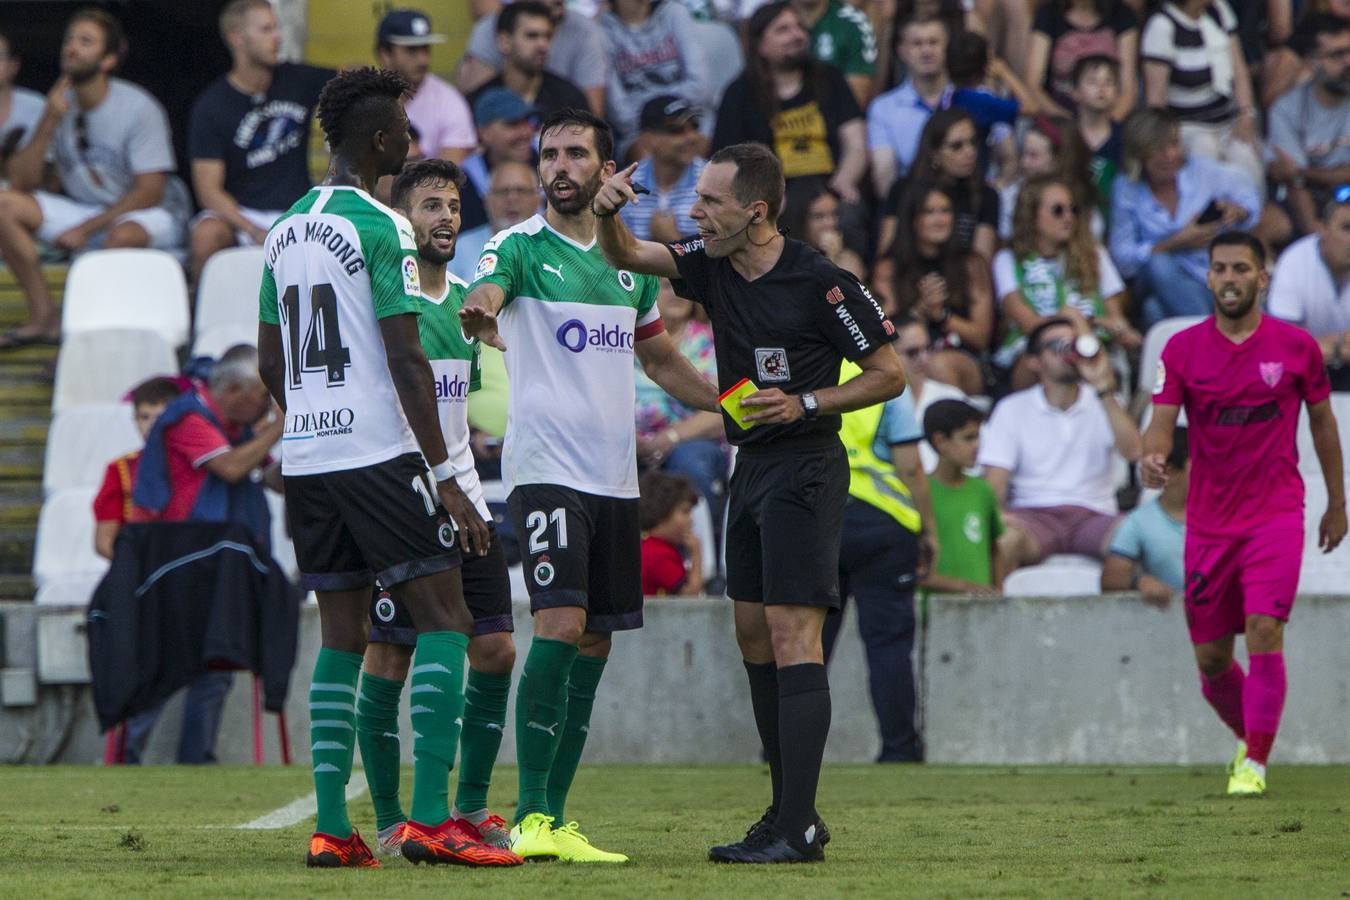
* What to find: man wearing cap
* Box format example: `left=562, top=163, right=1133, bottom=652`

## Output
left=467, top=0, right=589, bottom=121
left=376, top=7, right=476, bottom=163
left=460, top=0, right=608, bottom=118
left=619, top=95, right=705, bottom=244
left=459, top=88, right=540, bottom=232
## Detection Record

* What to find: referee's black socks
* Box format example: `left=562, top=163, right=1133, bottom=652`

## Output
left=743, top=660, right=783, bottom=810
left=776, top=663, right=831, bottom=845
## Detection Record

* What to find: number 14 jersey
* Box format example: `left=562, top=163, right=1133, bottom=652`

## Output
left=259, top=185, right=423, bottom=476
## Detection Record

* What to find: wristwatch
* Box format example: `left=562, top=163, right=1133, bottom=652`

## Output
left=800, top=392, right=820, bottom=419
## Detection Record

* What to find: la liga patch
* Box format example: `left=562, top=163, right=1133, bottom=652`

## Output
left=402, top=255, right=420, bottom=295
left=475, top=253, right=498, bottom=280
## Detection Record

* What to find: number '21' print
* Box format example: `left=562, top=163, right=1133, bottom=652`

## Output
left=280, top=283, right=352, bottom=388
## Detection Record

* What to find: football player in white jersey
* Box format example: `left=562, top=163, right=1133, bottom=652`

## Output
left=257, top=67, right=517, bottom=869
left=461, top=108, right=720, bottom=863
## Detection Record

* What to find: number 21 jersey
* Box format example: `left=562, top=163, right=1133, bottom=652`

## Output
left=259, top=185, right=423, bottom=476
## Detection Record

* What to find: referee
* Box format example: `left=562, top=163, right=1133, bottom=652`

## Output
left=593, top=143, right=905, bottom=864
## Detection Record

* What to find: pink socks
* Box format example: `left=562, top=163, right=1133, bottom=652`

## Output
left=1243, top=652, right=1286, bottom=766
left=1200, top=661, right=1246, bottom=740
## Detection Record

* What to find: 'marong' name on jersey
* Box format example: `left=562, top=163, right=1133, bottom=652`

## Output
left=267, top=218, right=369, bottom=277
left=259, top=184, right=424, bottom=477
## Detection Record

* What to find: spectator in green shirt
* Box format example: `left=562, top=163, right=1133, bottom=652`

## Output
left=923, top=398, right=1006, bottom=593
left=790, top=0, right=879, bottom=106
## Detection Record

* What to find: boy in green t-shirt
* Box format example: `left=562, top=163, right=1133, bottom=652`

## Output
left=923, top=399, right=1005, bottom=594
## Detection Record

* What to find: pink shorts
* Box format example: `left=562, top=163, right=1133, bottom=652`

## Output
left=1183, top=520, right=1303, bottom=645
left=1006, top=505, right=1121, bottom=562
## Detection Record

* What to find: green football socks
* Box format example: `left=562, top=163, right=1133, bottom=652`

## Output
left=454, top=668, right=512, bottom=815
left=355, top=670, right=406, bottom=831
left=408, top=631, right=469, bottom=826
left=514, top=638, right=578, bottom=821
left=309, top=647, right=362, bottom=838
left=547, top=654, right=607, bottom=823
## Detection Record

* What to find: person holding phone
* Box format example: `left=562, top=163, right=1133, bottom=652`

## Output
left=1108, top=108, right=1260, bottom=329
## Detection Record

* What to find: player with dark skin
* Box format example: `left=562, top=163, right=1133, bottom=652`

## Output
left=258, top=73, right=489, bottom=672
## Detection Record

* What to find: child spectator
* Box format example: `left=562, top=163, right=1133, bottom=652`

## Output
left=946, top=30, right=1037, bottom=186
left=92, top=377, right=185, bottom=559
left=1101, top=427, right=1189, bottom=607
left=639, top=472, right=704, bottom=596
left=1071, top=56, right=1125, bottom=217
left=923, top=399, right=1004, bottom=594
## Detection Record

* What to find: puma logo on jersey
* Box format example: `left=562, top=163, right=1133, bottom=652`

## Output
left=526, top=720, right=558, bottom=736
left=542, top=263, right=565, bottom=283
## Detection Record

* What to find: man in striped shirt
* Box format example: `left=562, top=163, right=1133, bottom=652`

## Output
left=618, top=96, right=705, bottom=244
left=1141, top=0, right=1264, bottom=191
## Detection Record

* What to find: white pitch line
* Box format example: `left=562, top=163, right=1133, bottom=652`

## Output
left=235, top=771, right=369, bottom=830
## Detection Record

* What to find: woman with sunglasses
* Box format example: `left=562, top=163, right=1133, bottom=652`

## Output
left=994, top=174, right=1138, bottom=389
left=997, top=116, right=1101, bottom=242
left=878, top=182, right=993, bottom=396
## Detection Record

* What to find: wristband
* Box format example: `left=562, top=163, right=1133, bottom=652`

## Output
left=429, top=460, right=454, bottom=483
left=591, top=201, right=619, bottom=218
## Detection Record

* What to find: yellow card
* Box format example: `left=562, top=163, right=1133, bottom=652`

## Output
left=719, top=377, right=760, bottom=430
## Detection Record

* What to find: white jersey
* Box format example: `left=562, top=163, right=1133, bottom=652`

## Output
left=259, top=186, right=423, bottom=476
left=471, top=215, right=663, bottom=498
left=418, top=273, right=490, bottom=519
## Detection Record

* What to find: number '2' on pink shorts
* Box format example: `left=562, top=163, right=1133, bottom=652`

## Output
left=1182, top=520, right=1303, bottom=645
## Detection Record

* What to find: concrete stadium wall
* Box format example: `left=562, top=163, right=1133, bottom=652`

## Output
left=3, top=595, right=1349, bottom=765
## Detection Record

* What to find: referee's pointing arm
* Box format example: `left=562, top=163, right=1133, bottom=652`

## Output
left=593, top=162, right=683, bottom=279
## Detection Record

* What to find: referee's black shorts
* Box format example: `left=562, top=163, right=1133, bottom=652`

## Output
left=725, top=441, right=848, bottom=609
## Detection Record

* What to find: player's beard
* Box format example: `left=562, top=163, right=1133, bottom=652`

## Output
left=417, top=232, right=456, bottom=266
left=1214, top=285, right=1258, bottom=320
left=545, top=170, right=601, bottom=216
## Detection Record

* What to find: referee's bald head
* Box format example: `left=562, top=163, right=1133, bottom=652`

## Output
left=707, top=143, right=785, bottom=223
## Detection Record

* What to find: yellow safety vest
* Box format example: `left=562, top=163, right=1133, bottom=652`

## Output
left=838, top=360, right=922, bottom=534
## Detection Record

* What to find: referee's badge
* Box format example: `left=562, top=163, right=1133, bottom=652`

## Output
left=755, top=347, right=791, bottom=383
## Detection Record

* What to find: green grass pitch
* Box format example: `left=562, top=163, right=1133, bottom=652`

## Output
left=3, top=764, right=1348, bottom=898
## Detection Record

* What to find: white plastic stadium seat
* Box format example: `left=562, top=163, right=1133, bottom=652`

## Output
left=51, top=329, right=179, bottom=412
left=1137, top=316, right=1205, bottom=396
left=267, top=491, right=298, bottom=582
left=193, top=247, right=265, bottom=356
left=1296, top=475, right=1350, bottom=593
left=33, top=487, right=107, bottom=589
left=193, top=322, right=258, bottom=359
left=691, top=496, right=717, bottom=581
left=34, top=572, right=105, bottom=607
left=43, top=403, right=142, bottom=497
left=61, top=249, right=190, bottom=348
left=1003, top=555, right=1104, bottom=597
left=478, top=479, right=508, bottom=505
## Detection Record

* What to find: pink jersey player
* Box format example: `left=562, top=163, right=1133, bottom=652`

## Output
left=1144, top=234, right=1346, bottom=799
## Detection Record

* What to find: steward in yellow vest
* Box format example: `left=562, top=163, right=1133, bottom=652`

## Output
left=821, top=360, right=933, bottom=762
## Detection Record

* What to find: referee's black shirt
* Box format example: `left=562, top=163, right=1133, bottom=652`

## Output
left=666, top=235, right=897, bottom=450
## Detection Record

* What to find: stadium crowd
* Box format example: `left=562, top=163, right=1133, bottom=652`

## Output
left=4, top=0, right=1348, bottom=772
